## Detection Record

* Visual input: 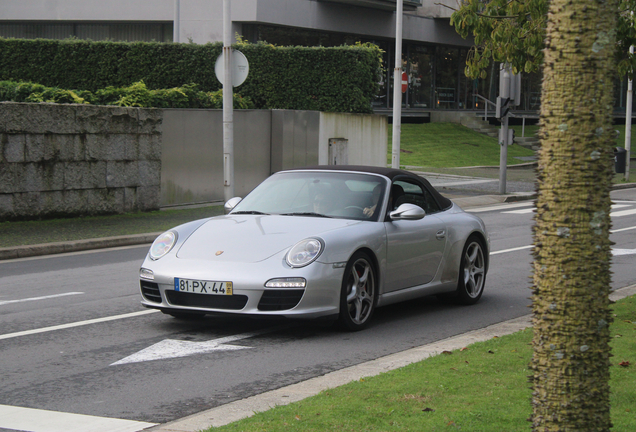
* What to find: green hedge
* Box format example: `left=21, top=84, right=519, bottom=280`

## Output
left=0, top=38, right=382, bottom=113
left=0, top=80, right=254, bottom=109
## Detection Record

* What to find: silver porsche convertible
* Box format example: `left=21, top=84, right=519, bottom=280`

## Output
left=139, top=166, right=489, bottom=331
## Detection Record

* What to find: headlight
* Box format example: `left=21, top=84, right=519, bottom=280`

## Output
left=265, top=278, right=306, bottom=288
left=149, top=231, right=177, bottom=260
left=139, top=268, right=154, bottom=280
left=286, top=238, right=323, bottom=268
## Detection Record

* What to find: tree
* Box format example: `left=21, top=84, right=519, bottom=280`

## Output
left=451, top=0, right=621, bottom=430
left=529, top=0, right=618, bottom=428
left=450, top=0, right=636, bottom=78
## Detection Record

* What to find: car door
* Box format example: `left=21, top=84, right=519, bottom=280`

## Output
left=383, top=179, right=447, bottom=292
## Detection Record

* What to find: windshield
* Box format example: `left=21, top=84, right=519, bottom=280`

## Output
left=231, top=171, right=387, bottom=221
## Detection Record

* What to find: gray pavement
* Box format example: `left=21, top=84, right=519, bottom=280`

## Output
left=3, top=169, right=635, bottom=432
left=0, top=171, right=538, bottom=261
left=149, top=284, right=636, bottom=432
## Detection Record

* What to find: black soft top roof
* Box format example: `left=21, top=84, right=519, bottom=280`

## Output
left=282, top=165, right=453, bottom=210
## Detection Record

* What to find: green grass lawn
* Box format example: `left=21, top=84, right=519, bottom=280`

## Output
left=388, top=123, right=536, bottom=168
left=207, top=295, right=636, bottom=431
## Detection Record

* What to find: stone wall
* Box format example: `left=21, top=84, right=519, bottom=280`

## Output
left=0, top=102, right=162, bottom=221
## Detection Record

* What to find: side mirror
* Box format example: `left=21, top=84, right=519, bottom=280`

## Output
left=224, top=197, right=242, bottom=214
left=389, top=203, right=425, bottom=221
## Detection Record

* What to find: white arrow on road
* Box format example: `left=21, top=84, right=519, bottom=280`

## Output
left=111, top=331, right=266, bottom=366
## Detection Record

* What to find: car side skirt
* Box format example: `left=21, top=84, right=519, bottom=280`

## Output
left=376, top=281, right=457, bottom=308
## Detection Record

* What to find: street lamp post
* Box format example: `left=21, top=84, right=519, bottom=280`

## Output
left=223, top=0, right=234, bottom=202
left=391, top=0, right=403, bottom=169
left=625, top=44, right=633, bottom=182
left=173, top=0, right=180, bottom=43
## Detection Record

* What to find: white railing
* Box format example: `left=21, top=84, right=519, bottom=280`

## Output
left=473, top=94, right=497, bottom=121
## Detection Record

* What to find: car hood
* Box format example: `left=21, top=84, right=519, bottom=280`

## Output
left=176, top=214, right=362, bottom=263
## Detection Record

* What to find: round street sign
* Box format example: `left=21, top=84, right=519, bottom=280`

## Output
left=215, top=50, right=249, bottom=87
left=401, top=72, right=408, bottom=93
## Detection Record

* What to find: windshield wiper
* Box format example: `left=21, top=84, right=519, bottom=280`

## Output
left=280, top=212, right=332, bottom=218
left=231, top=211, right=269, bottom=215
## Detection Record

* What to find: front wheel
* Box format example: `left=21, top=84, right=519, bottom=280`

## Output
left=454, top=236, right=486, bottom=305
left=338, top=251, right=377, bottom=331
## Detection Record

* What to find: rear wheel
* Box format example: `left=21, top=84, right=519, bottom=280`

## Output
left=338, top=251, right=377, bottom=331
left=454, top=236, right=486, bottom=305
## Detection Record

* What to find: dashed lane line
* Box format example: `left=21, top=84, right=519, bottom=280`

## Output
left=0, top=292, right=83, bottom=306
left=0, top=309, right=159, bottom=341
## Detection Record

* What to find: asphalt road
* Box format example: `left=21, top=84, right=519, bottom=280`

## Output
left=1, top=189, right=635, bottom=431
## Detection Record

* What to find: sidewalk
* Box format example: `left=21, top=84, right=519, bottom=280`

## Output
left=2, top=166, right=634, bottom=261
left=0, top=170, right=536, bottom=260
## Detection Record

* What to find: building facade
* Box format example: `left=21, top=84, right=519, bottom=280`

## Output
left=0, top=0, right=554, bottom=116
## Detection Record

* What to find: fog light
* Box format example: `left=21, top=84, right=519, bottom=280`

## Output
left=140, top=268, right=154, bottom=280
left=265, top=277, right=306, bottom=288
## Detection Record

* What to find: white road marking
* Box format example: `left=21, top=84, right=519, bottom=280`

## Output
left=491, top=233, right=636, bottom=256
left=503, top=208, right=534, bottom=214
left=0, top=292, right=84, bottom=306
left=0, top=404, right=157, bottom=432
left=612, top=208, right=636, bottom=218
left=113, top=335, right=250, bottom=365
left=502, top=204, right=632, bottom=217
left=468, top=202, right=534, bottom=213
left=112, top=328, right=282, bottom=365
left=491, top=245, right=534, bottom=255
left=431, top=179, right=497, bottom=187
left=612, top=225, right=636, bottom=233
left=613, top=248, right=636, bottom=256
left=470, top=202, right=636, bottom=216
left=0, top=310, right=159, bottom=341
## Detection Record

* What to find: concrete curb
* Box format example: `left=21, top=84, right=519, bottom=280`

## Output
left=3, top=182, right=635, bottom=261
left=451, top=193, right=536, bottom=209
left=0, top=194, right=529, bottom=261
left=148, top=284, right=636, bottom=431
left=0, top=232, right=161, bottom=261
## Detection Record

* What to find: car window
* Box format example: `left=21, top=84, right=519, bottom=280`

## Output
left=232, top=171, right=387, bottom=221
left=391, top=179, right=441, bottom=214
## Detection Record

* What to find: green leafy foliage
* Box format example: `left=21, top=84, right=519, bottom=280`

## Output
left=0, top=80, right=254, bottom=109
left=450, top=0, right=636, bottom=79
left=0, top=38, right=382, bottom=113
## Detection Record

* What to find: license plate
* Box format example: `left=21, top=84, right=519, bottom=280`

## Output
left=174, top=278, right=233, bottom=295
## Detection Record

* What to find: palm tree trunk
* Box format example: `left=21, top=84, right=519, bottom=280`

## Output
left=531, top=0, right=618, bottom=430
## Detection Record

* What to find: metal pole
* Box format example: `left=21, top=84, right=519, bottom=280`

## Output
left=173, top=0, right=180, bottom=43
left=499, top=63, right=510, bottom=194
left=522, top=116, right=525, bottom=137
left=391, top=0, right=403, bottom=169
left=499, top=115, right=509, bottom=194
left=625, top=44, right=633, bottom=181
left=223, top=0, right=234, bottom=201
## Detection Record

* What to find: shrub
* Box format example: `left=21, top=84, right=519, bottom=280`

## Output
left=0, top=38, right=382, bottom=113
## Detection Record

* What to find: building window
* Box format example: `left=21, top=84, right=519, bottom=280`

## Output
left=0, top=22, right=173, bottom=42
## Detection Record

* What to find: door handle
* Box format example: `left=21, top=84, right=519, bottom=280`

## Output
left=436, top=230, right=446, bottom=240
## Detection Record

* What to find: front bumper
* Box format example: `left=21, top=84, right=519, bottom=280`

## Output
left=139, top=257, right=344, bottom=319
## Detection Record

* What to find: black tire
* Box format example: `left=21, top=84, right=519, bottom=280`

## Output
left=453, top=235, right=487, bottom=305
left=338, top=251, right=377, bottom=331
